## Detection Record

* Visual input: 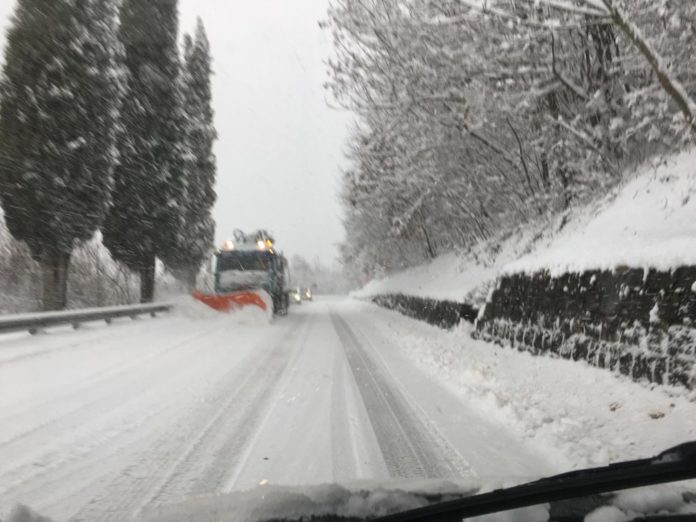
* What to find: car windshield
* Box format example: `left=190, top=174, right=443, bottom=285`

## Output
left=1, top=1, right=696, bottom=521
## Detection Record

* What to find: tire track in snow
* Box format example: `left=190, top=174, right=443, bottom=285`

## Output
left=0, top=323, right=227, bottom=451
left=0, top=321, right=243, bottom=511
left=329, top=343, right=387, bottom=482
left=331, top=311, right=471, bottom=480
left=0, top=317, right=168, bottom=368
left=146, top=314, right=311, bottom=506
left=207, top=314, right=314, bottom=495
left=221, top=316, right=313, bottom=493
left=67, top=315, right=309, bottom=522
left=0, top=330, right=117, bottom=368
left=0, top=318, right=203, bottom=423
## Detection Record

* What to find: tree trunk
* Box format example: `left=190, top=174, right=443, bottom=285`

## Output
left=140, top=257, right=156, bottom=303
left=539, top=150, right=551, bottom=192
left=185, top=268, right=197, bottom=292
left=40, top=257, right=57, bottom=312
left=41, top=251, right=71, bottom=311
left=95, top=253, right=104, bottom=307
left=420, top=220, right=436, bottom=259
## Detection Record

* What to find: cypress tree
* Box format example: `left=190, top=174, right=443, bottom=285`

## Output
left=103, top=0, right=186, bottom=303
left=0, top=0, right=123, bottom=310
left=168, top=18, right=217, bottom=289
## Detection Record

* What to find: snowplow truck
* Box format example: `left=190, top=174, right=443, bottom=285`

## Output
left=193, top=230, right=290, bottom=316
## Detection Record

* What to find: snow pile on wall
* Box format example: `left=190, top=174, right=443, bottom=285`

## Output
left=353, top=229, right=535, bottom=305
left=356, top=148, right=696, bottom=303
left=506, top=148, right=696, bottom=276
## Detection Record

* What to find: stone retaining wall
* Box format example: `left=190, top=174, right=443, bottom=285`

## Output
left=476, top=267, right=696, bottom=388
left=371, top=293, right=478, bottom=329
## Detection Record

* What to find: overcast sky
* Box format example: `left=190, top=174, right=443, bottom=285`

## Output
left=0, top=0, right=351, bottom=266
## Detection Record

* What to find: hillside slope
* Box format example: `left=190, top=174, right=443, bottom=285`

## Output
left=355, top=149, right=696, bottom=304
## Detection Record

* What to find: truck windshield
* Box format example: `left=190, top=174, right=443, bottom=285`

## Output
left=217, top=252, right=270, bottom=272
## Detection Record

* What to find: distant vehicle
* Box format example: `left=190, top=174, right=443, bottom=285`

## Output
left=303, top=288, right=313, bottom=301
left=193, top=230, right=290, bottom=316
left=288, top=287, right=302, bottom=305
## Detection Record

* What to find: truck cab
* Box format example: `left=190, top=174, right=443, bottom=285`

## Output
left=213, top=231, right=289, bottom=315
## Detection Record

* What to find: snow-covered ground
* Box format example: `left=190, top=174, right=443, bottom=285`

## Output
left=354, top=252, right=499, bottom=304
left=355, top=148, right=696, bottom=303
left=358, top=302, right=696, bottom=468
left=506, top=148, right=696, bottom=276
left=1, top=297, right=695, bottom=521
left=0, top=297, right=543, bottom=521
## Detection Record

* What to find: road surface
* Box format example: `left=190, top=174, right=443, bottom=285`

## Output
left=0, top=297, right=553, bottom=521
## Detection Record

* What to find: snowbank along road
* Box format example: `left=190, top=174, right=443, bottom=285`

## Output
left=0, top=297, right=558, bottom=521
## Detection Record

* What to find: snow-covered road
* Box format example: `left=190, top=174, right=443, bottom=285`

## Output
left=0, top=297, right=554, bottom=521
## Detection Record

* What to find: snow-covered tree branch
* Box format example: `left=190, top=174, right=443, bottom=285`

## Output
left=326, top=0, right=696, bottom=281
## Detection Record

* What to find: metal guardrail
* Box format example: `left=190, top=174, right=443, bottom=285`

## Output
left=0, top=303, right=173, bottom=335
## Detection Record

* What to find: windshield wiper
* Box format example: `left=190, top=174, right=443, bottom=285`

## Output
left=373, top=441, right=696, bottom=522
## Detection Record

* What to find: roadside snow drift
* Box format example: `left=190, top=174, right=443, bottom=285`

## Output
left=352, top=301, right=696, bottom=470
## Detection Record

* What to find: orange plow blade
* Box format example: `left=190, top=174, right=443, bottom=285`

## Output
left=193, top=289, right=268, bottom=312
